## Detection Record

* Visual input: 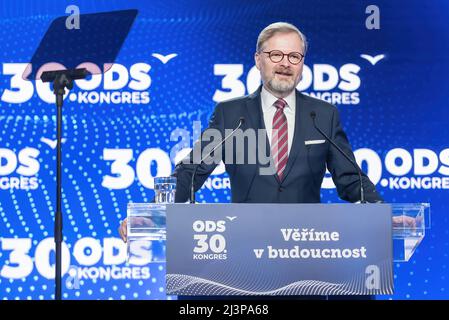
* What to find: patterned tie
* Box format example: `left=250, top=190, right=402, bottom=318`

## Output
left=271, top=98, right=288, bottom=180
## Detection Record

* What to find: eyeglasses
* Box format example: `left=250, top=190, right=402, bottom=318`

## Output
left=262, top=50, right=304, bottom=65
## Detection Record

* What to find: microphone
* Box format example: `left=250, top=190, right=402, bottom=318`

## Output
left=190, top=117, right=245, bottom=203
left=309, top=111, right=366, bottom=203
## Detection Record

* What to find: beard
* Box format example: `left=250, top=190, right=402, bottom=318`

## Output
left=265, top=68, right=299, bottom=95
left=267, top=77, right=296, bottom=94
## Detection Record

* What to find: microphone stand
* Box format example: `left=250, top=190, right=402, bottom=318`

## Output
left=190, top=117, right=245, bottom=204
left=310, top=112, right=366, bottom=203
left=41, top=68, right=89, bottom=300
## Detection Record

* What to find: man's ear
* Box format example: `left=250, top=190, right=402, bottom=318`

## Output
left=255, top=52, right=261, bottom=70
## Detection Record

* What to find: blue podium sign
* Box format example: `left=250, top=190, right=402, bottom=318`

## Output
left=166, top=203, right=393, bottom=296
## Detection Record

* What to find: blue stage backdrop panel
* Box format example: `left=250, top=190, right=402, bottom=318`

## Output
left=0, top=0, right=448, bottom=300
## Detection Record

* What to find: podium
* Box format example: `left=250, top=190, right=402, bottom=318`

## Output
left=127, top=203, right=430, bottom=296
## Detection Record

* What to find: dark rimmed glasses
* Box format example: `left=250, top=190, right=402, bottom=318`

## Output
left=262, top=50, right=304, bottom=65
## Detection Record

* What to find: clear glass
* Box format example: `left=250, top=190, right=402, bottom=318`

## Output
left=154, top=176, right=177, bottom=204
left=392, top=203, right=430, bottom=262
left=126, top=177, right=176, bottom=263
left=127, top=203, right=167, bottom=241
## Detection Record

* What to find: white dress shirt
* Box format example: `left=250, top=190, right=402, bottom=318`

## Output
left=261, top=87, right=296, bottom=155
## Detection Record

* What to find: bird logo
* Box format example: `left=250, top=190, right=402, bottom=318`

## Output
left=360, top=54, right=385, bottom=66
left=40, top=137, right=67, bottom=149
left=152, top=53, right=178, bottom=64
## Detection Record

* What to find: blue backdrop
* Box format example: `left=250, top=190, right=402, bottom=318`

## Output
left=0, top=0, right=448, bottom=300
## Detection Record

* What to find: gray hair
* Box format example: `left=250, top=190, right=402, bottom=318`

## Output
left=256, top=22, right=308, bottom=54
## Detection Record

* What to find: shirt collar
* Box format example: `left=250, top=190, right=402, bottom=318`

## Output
left=261, top=86, right=296, bottom=113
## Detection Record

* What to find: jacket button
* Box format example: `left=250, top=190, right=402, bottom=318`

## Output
left=278, top=187, right=283, bottom=192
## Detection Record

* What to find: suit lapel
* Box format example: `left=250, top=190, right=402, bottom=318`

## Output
left=241, top=87, right=278, bottom=190
left=243, top=88, right=262, bottom=132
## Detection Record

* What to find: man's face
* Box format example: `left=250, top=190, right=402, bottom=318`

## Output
left=255, top=32, right=305, bottom=97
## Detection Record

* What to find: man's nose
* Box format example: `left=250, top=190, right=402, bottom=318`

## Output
left=279, top=55, right=291, bottom=67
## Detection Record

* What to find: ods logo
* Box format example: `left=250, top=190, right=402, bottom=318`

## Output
left=321, top=148, right=449, bottom=190
left=213, top=63, right=362, bottom=106
left=0, top=147, right=40, bottom=190
left=1, top=63, right=151, bottom=105
left=192, top=220, right=228, bottom=260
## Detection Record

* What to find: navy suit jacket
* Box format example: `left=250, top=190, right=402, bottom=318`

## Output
left=173, top=87, right=382, bottom=203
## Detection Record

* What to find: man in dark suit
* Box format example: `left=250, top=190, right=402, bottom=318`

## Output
left=119, top=22, right=383, bottom=240
left=119, top=22, right=383, bottom=241
left=172, top=22, right=382, bottom=204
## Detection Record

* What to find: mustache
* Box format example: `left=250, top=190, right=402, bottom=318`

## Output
left=274, top=67, right=293, bottom=75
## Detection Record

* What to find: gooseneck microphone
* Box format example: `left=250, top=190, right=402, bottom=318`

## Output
left=309, top=111, right=366, bottom=203
left=190, top=117, right=245, bottom=203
